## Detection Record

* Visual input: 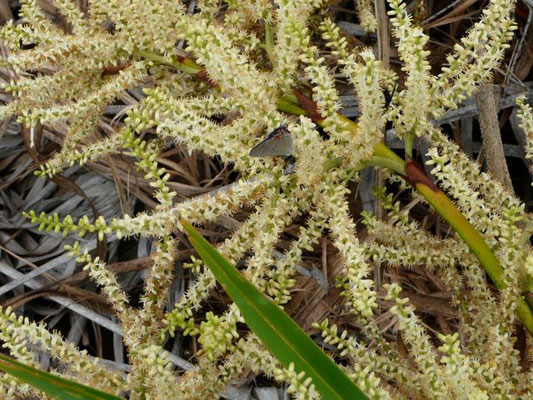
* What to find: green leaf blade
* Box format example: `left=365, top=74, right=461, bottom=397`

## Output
left=182, top=219, right=368, bottom=400
left=0, top=353, right=122, bottom=400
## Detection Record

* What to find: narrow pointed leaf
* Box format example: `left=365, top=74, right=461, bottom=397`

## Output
left=180, top=219, right=368, bottom=400
left=0, top=353, right=122, bottom=400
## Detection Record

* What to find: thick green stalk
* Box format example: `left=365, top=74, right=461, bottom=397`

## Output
left=135, top=50, right=533, bottom=335
left=265, top=23, right=274, bottom=62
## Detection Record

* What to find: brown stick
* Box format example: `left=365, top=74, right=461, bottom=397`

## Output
left=374, top=0, right=390, bottom=68
left=476, top=84, right=514, bottom=191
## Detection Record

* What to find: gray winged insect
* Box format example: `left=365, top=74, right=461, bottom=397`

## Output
left=249, top=125, right=294, bottom=157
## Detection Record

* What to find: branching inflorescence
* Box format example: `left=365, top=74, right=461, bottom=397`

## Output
left=0, top=0, right=532, bottom=398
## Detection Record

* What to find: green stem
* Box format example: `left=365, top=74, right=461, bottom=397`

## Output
left=133, top=50, right=202, bottom=74
left=323, top=157, right=344, bottom=170
left=265, top=23, right=274, bottom=62
left=369, top=145, right=406, bottom=175
left=526, top=293, right=533, bottom=311
left=277, top=97, right=307, bottom=117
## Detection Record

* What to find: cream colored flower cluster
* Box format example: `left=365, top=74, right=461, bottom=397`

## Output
left=0, top=0, right=531, bottom=398
left=432, top=0, right=517, bottom=116
left=354, top=0, right=377, bottom=32
left=0, top=306, right=126, bottom=396
left=320, top=19, right=385, bottom=163
left=516, top=96, right=533, bottom=177
left=388, top=0, right=432, bottom=145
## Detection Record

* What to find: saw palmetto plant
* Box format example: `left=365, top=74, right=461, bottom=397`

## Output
left=0, top=0, right=532, bottom=398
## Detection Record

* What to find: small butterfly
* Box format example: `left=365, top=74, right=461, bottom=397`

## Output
left=249, top=125, right=294, bottom=157
left=249, top=125, right=296, bottom=174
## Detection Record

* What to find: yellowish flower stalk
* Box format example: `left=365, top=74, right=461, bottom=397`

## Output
left=315, top=319, right=420, bottom=398
left=385, top=284, right=448, bottom=397
left=363, top=215, right=470, bottom=269
left=136, top=235, right=177, bottom=344
left=516, top=96, right=533, bottom=176
left=266, top=210, right=327, bottom=304
left=0, top=307, right=126, bottom=395
left=431, top=0, right=517, bottom=115
left=387, top=0, right=433, bottom=154
left=273, top=0, right=324, bottom=94
left=437, top=333, right=488, bottom=400
left=316, top=176, right=378, bottom=320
